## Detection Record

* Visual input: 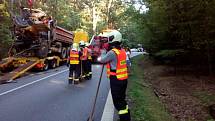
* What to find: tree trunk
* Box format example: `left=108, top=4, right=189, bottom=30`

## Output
left=107, top=0, right=113, bottom=29
left=92, top=1, right=98, bottom=35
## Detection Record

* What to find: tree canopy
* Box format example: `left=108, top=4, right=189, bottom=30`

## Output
left=1, top=0, right=215, bottom=73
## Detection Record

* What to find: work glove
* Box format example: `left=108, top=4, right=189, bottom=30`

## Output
left=97, top=56, right=102, bottom=62
left=98, top=49, right=107, bottom=62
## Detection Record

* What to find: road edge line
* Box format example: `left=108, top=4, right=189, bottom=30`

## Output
left=101, top=90, right=114, bottom=121
left=0, top=69, right=69, bottom=96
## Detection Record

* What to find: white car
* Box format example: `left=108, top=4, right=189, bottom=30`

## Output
left=130, top=48, right=138, bottom=52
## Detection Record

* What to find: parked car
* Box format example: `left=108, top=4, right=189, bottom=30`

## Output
left=130, top=48, right=138, bottom=52
left=137, top=48, right=144, bottom=52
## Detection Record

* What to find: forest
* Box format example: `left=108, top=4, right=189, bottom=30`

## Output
left=1, top=0, right=215, bottom=74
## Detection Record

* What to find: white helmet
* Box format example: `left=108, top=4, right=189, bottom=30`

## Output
left=99, top=30, right=122, bottom=43
left=79, top=40, right=85, bottom=46
left=72, top=43, right=79, bottom=50
left=85, top=42, right=90, bottom=47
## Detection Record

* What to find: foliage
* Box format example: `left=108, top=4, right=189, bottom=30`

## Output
left=128, top=55, right=174, bottom=121
left=126, top=0, right=215, bottom=73
left=0, top=1, right=12, bottom=60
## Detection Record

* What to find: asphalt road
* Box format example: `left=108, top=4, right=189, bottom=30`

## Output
left=0, top=52, right=142, bottom=121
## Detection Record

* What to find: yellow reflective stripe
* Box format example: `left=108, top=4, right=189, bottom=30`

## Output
left=70, top=60, right=79, bottom=62
left=74, top=79, right=79, bottom=81
left=70, top=55, right=79, bottom=57
left=118, top=110, right=128, bottom=115
left=116, top=73, right=128, bottom=79
left=120, top=60, right=126, bottom=65
left=118, top=105, right=129, bottom=115
left=116, top=68, right=127, bottom=73
left=70, top=62, right=79, bottom=64
left=69, top=77, right=73, bottom=79
left=112, top=49, right=120, bottom=55
left=70, top=60, right=79, bottom=64
left=89, top=72, right=92, bottom=74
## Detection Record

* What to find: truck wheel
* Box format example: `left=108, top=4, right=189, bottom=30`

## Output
left=66, top=47, right=71, bottom=58
left=50, top=59, right=57, bottom=69
left=60, top=47, right=67, bottom=59
left=36, top=41, right=48, bottom=58
left=43, top=60, right=49, bottom=71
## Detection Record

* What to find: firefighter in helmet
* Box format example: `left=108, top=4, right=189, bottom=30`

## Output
left=97, top=30, right=131, bottom=121
left=79, top=40, right=88, bottom=79
left=85, top=42, right=92, bottom=79
left=68, top=43, right=81, bottom=84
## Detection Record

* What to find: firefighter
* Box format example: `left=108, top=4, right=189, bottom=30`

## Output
left=68, top=43, right=81, bottom=84
left=85, top=42, right=92, bottom=79
left=97, top=30, right=131, bottom=121
left=79, top=40, right=88, bottom=80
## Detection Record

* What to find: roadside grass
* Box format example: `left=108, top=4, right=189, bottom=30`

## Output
left=127, top=55, right=174, bottom=121
left=193, top=92, right=215, bottom=106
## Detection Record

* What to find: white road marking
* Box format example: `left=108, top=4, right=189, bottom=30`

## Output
left=101, top=90, right=114, bottom=121
left=0, top=69, right=69, bottom=96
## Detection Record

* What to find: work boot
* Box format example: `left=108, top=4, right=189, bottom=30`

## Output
left=74, top=81, right=79, bottom=84
left=68, top=77, right=73, bottom=84
left=85, top=74, right=90, bottom=80
left=89, top=72, right=92, bottom=79
left=119, top=110, right=131, bottom=121
left=74, top=78, right=79, bottom=84
left=68, top=79, right=73, bottom=84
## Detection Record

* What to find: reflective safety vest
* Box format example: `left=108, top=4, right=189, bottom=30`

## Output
left=70, top=50, right=79, bottom=64
left=80, top=47, right=88, bottom=60
left=107, top=48, right=128, bottom=80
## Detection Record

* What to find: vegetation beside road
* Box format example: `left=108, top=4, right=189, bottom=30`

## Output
left=127, top=55, right=174, bottom=121
left=128, top=55, right=215, bottom=121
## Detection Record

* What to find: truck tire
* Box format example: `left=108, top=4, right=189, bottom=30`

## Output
left=66, top=47, right=71, bottom=58
left=60, top=47, right=67, bottom=59
left=43, top=60, right=49, bottom=71
left=36, top=41, right=49, bottom=58
left=50, top=59, right=57, bottom=69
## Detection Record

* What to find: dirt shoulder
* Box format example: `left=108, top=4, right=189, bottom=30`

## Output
left=128, top=55, right=174, bottom=121
left=141, top=55, right=215, bottom=121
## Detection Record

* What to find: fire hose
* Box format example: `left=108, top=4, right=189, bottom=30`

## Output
left=87, top=64, right=105, bottom=121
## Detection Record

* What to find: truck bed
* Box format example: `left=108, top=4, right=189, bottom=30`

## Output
left=54, top=26, right=74, bottom=44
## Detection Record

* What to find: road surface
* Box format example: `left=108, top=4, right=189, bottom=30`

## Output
left=0, top=52, right=142, bottom=121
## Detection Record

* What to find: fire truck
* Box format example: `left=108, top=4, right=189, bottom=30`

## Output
left=89, top=30, right=116, bottom=62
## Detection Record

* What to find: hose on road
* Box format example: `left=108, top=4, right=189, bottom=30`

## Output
left=87, top=64, right=105, bottom=121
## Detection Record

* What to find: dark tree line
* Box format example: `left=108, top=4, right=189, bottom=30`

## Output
left=127, top=0, right=215, bottom=74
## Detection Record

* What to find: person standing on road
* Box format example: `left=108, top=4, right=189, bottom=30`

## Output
left=79, top=41, right=88, bottom=80
left=68, top=43, right=81, bottom=84
left=85, top=42, right=92, bottom=79
left=97, top=30, right=131, bottom=121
